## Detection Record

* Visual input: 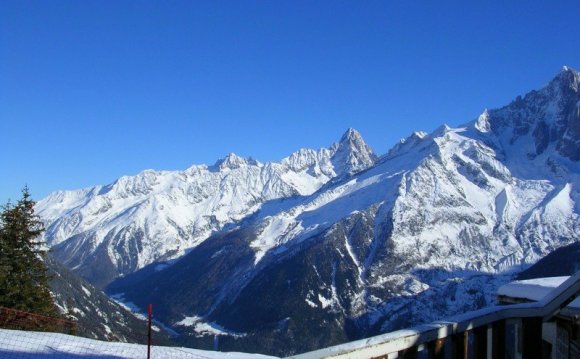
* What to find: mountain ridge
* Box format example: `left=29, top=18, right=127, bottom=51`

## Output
left=36, top=129, right=377, bottom=287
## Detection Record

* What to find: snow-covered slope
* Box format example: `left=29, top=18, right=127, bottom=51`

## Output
left=46, top=254, right=175, bottom=344
left=36, top=129, right=376, bottom=286
left=111, top=67, right=580, bottom=356
left=0, top=328, right=276, bottom=358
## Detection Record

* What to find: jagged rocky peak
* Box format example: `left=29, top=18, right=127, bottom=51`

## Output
left=412, top=131, right=427, bottom=139
left=98, top=169, right=159, bottom=197
left=385, top=130, right=428, bottom=159
left=475, top=109, right=491, bottom=133
left=331, top=128, right=377, bottom=175
left=340, top=127, right=365, bottom=143
left=556, top=65, right=579, bottom=91
left=213, top=152, right=260, bottom=170
left=482, top=66, right=580, bottom=161
left=282, top=148, right=329, bottom=173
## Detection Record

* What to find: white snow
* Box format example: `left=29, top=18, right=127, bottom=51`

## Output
left=305, top=298, right=318, bottom=308
left=497, top=276, right=580, bottom=308
left=36, top=131, right=377, bottom=276
left=81, top=285, right=92, bottom=297
left=475, top=109, right=491, bottom=133
left=0, top=328, right=275, bottom=358
left=109, top=294, right=147, bottom=321
left=72, top=307, right=85, bottom=317
left=318, top=294, right=333, bottom=309
left=174, top=316, right=245, bottom=337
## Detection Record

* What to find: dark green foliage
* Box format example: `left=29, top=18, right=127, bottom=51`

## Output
left=0, top=187, right=58, bottom=317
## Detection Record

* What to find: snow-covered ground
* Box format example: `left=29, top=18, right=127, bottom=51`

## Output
left=174, top=316, right=245, bottom=338
left=0, top=329, right=277, bottom=359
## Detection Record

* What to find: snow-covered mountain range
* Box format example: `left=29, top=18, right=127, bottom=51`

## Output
left=36, top=128, right=376, bottom=287
left=37, top=67, right=580, bottom=355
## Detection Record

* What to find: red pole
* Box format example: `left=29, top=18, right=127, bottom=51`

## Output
left=147, top=304, right=153, bottom=359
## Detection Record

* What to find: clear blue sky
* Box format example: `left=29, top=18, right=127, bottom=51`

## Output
left=1, top=1, right=580, bottom=203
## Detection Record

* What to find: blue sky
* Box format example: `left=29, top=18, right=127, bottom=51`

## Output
left=1, top=1, right=580, bottom=203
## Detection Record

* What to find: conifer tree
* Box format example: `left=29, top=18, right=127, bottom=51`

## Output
left=0, top=187, right=57, bottom=317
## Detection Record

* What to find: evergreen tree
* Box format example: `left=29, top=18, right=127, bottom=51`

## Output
left=0, top=187, right=57, bottom=317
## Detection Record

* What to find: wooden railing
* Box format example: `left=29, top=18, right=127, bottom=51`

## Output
left=289, top=272, right=580, bottom=359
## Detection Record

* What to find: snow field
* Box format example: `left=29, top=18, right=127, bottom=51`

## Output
left=0, top=328, right=276, bottom=359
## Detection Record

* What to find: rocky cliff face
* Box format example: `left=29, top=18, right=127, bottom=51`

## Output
left=485, top=66, right=580, bottom=161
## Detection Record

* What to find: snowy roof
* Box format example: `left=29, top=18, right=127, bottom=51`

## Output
left=497, top=276, right=580, bottom=309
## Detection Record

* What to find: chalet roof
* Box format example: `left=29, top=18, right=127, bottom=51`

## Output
left=497, top=275, right=580, bottom=317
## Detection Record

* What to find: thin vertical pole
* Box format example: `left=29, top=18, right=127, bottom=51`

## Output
left=147, top=304, right=153, bottom=359
left=486, top=324, right=493, bottom=359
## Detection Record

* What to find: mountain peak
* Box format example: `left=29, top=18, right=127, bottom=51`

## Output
left=213, top=153, right=258, bottom=170
left=385, top=130, right=428, bottom=159
left=337, top=128, right=369, bottom=150
left=332, top=128, right=377, bottom=176
left=475, top=66, right=580, bottom=161
left=475, top=109, right=491, bottom=133
left=550, top=65, right=579, bottom=92
left=562, top=65, right=577, bottom=74
left=339, top=128, right=363, bottom=143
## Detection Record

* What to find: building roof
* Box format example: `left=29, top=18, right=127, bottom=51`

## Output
left=497, top=276, right=580, bottom=318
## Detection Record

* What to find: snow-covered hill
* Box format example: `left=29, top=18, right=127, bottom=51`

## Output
left=110, top=67, right=579, bottom=355
left=36, top=129, right=376, bottom=287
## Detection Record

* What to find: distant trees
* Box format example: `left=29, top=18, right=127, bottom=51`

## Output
left=0, top=187, right=57, bottom=317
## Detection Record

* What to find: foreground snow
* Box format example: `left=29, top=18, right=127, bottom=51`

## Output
left=0, top=329, right=277, bottom=359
